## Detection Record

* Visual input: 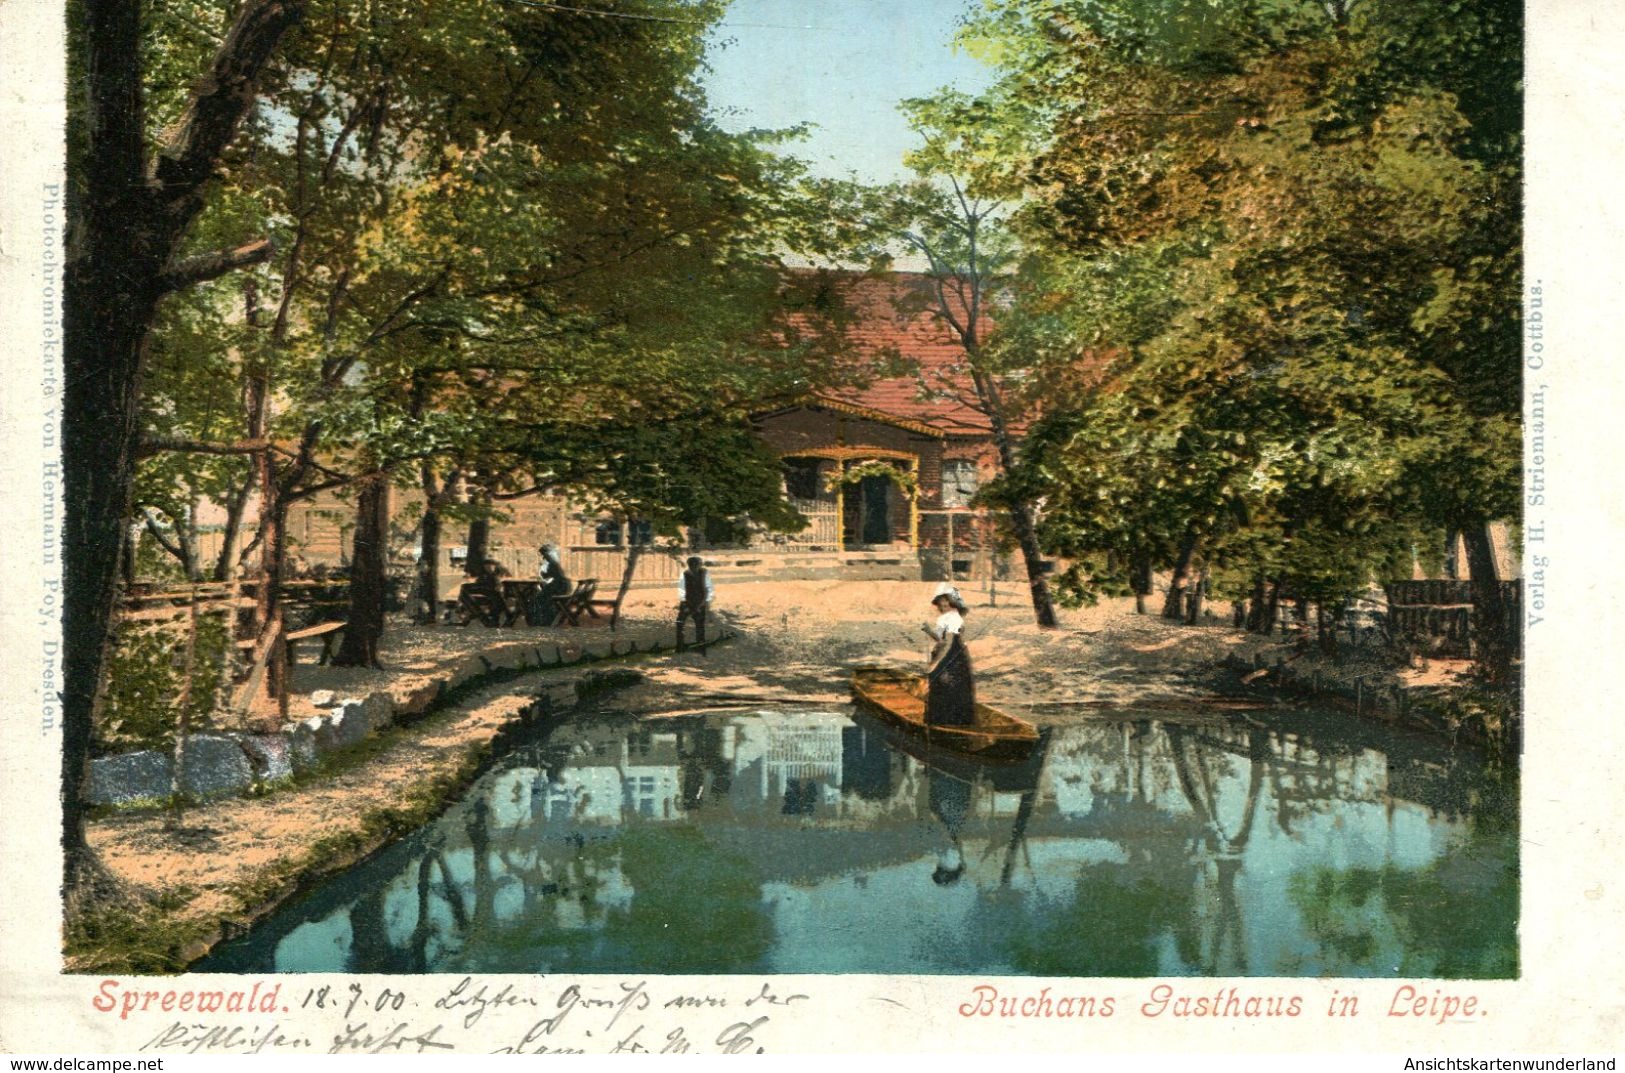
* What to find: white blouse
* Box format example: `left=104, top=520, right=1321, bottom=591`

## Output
left=934, top=609, right=965, bottom=640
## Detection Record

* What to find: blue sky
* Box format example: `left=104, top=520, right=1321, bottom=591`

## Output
left=701, top=0, right=995, bottom=183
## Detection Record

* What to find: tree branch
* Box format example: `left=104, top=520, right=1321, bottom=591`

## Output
left=142, top=512, right=186, bottom=562
left=151, top=0, right=309, bottom=216
left=135, top=436, right=272, bottom=460
left=157, top=238, right=274, bottom=294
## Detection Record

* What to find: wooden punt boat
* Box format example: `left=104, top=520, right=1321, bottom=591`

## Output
left=850, top=666, right=1040, bottom=766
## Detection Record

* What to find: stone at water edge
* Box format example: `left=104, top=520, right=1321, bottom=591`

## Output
left=87, top=751, right=173, bottom=805
left=178, top=734, right=255, bottom=797
left=288, top=719, right=321, bottom=771
left=240, top=734, right=295, bottom=782
left=333, top=700, right=371, bottom=747
left=311, top=712, right=343, bottom=752
left=488, top=646, right=530, bottom=672
left=401, top=681, right=442, bottom=716
left=360, top=691, right=395, bottom=733
left=444, top=658, right=486, bottom=691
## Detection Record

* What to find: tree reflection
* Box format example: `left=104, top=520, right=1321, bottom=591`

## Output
left=1289, top=772, right=1519, bottom=979
left=211, top=706, right=1516, bottom=979
left=607, top=825, right=772, bottom=973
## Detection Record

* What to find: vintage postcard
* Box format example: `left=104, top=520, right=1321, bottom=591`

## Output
left=1, top=0, right=1620, bottom=1058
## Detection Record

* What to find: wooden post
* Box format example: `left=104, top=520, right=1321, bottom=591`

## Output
left=834, top=478, right=845, bottom=552
left=909, top=459, right=920, bottom=551
left=168, top=597, right=201, bottom=827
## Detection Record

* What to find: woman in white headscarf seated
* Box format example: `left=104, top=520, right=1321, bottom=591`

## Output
left=923, top=582, right=975, bottom=726
left=530, top=543, right=571, bottom=625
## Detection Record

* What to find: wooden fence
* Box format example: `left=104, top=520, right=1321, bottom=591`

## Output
left=1383, top=580, right=1523, bottom=658
left=117, top=580, right=352, bottom=722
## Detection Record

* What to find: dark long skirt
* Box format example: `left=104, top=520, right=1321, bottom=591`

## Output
left=926, top=634, right=976, bottom=726
left=528, top=575, right=570, bottom=625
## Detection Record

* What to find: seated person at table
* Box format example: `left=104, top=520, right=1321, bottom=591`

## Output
left=529, top=544, right=571, bottom=626
left=457, top=559, right=506, bottom=627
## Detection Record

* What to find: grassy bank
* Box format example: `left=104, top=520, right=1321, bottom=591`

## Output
left=68, top=657, right=647, bottom=974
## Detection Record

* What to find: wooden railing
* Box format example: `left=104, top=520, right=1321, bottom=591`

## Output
left=1382, top=580, right=1523, bottom=657
left=765, top=507, right=840, bottom=548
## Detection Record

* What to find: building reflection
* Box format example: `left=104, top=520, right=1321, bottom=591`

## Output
left=211, top=704, right=1505, bottom=977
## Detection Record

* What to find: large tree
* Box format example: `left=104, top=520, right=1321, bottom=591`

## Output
left=945, top=0, right=1521, bottom=671
left=66, top=0, right=853, bottom=906
left=64, top=0, right=307, bottom=904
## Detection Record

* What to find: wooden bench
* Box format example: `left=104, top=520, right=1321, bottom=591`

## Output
left=554, top=579, right=619, bottom=627
left=285, top=620, right=346, bottom=665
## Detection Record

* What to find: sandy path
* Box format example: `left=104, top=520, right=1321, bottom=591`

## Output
left=610, top=580, right=1263, bottom=720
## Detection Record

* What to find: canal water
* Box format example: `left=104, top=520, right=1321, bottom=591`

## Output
left=202, top=702, right=1518, bottom=977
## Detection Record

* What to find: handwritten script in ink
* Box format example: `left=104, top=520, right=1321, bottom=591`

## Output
left=94, top=977, right=809, bottom=1055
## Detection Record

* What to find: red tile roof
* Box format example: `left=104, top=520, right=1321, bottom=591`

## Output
left=789, top=272, right=1000, bottom=436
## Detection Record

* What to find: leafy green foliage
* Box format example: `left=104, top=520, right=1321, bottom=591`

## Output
left=99, top=614, right=231, bottom=752
left=828, top=459, right=919, bottom=498
left=133, top=0, right=862, bottom=585
left=949, top=0, right=1520, bottom=615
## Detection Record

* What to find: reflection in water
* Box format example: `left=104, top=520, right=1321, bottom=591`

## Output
left=202, top=705, right=1518, bottom=978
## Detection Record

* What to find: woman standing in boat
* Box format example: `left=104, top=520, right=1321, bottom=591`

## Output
left=924, top=583, right=976, bottom=726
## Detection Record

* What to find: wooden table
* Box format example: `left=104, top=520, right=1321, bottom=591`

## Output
left=500, top=579, right=544, bottom=626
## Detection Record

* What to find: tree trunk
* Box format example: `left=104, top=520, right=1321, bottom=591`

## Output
left=1444, top=528, right=1462, bottom=580
left=1131, top=551, right=1153, bottom=614
left=1318, top=601, right=1342, bottom=656
left=966, top=364, right=1056, bottom=628
left=333, top=471, right=388, bottom=667
left=1462, top=523, right=1515, bottom=683
left=143, top=511, right=200, bottom=579
left=466, top=511, right=490, bottom=570
left=252, top=445, right=277, bottom=610
left=62, top=4, right=159, bottom=904
left=1162, top=533, right=1198, bottom=619
left=256, top=465, right=290, bottom=705
left=610, top=541, right=644, bottom=630
left=120, top=525, right=139, bottom=588
left=1262, top=578, right=1283, bottom=637
left=419, top=492, right=442, bottom=625
left=167, top=599, right=200, bottom=827
left=1185, top=567, right=1207, bottom=625
left=1245, top=576, right=1268, bottom=632
left=62, top=0, right=307, bottom=904
left=1005, top=501, right=1058, bottom=628
left=211, top=474, right=252, bottom=580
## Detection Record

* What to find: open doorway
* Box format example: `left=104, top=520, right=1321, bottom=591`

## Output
left=842, top=475, right=893, bottom=546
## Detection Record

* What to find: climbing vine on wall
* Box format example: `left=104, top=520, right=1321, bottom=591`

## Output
left=826, top=459, right=919, bottom=498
